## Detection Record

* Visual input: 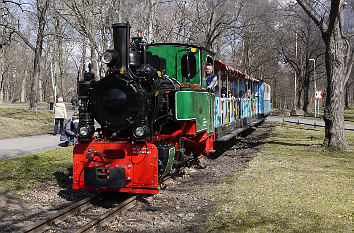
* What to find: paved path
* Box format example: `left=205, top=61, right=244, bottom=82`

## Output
left=0, top=134, right=64, bottom=161
left=267, top=116, right=354, bottom=131
left=0, top=107, right=77, bottom=161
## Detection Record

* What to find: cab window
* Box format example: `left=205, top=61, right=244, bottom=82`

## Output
left=181, top=53, right=196, bottom=81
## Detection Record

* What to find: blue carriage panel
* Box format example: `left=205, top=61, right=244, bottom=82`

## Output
left=249, top=99, right=252, bottom=117
left=254, top=83, right=259, bottom=97
left=240, top=98, right=246, bottom=119
left=236, top=98, right=240, bottom=120
left=222, top=98, right=227, bottom=125
left=255, top=98, right=259, bottom=115
left=251, top=99, right=254, bottom=116
left=246, top=99, right=249, bottom=118
left=258, top=81, right=265, bottom=115
left=214, top=97, right=220, bottom=128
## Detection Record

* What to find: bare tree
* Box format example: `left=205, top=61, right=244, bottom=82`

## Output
left=296, top=0, right=354, bottom=150
left=27, top=0, right=49, bottom=111
left=274, top=11, right=325, bottom=112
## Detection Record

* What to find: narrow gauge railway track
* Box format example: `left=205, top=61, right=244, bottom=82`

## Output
left=20, top=166, right=192, bottom=233
left=20, top=193, right=136, bottom=233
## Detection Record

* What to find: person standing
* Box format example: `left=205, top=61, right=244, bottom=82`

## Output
left=53, top=97, right=67, bottom=135
left=71, top=97, right=77, bottom=110
left=48, top=95, right=54, bottom=110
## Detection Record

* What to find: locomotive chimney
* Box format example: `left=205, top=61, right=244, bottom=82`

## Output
left=112, top=23, right=130, bottom=72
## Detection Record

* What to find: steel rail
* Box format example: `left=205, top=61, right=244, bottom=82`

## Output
left=75, top=196, right=137, bottom=233
left=20, top=195, right=96, bottom=233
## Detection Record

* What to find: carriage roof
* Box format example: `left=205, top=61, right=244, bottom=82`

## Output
left=214, top=58, right=260, bottom=83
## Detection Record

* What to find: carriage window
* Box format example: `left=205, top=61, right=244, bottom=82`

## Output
left=181, top=53, right=196, bottom=81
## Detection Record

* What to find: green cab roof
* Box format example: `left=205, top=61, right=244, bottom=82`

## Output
left=147, top=43, right=215, bottom=56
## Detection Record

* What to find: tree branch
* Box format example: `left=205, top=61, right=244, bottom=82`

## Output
left=326, top=0, right=340, bottom=36
left=296, top=0, right=328, bottom=33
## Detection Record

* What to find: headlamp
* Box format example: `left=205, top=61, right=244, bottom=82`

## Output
left=134, top=126, right=146, bottom=138
left=79, top=126, right=89, bottom=136
left=102, top=50, right=118, bottom=66
left=103, top=52, right=113, bottom=64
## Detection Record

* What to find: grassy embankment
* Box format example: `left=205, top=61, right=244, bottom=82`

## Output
left=0, top=147, right=73, bottom=193
left=206, top=123, right=353, bottom=232
left=0, top=105, right=53, bottom=139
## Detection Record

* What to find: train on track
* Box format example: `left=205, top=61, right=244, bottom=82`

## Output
left=73, top=23, right=271, bottom=194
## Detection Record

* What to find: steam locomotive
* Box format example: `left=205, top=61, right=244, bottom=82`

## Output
left=72, top=23, right=271, bottom=194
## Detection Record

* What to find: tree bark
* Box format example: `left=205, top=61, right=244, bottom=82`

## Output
left=80, top=35, right=87, bottom=76
left=54, top=15, right=62, bottom=97
left=345, top=83, right=350, bottom=109
left=323, top=27, right=349, bottom=150
left=0, top=48, right=3, bottom=105
left=302, top=79, right=310, bottom=113
left=21, top=66, right=28, bottom=103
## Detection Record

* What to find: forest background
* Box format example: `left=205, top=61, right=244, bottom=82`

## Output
left=0, top=0, right=353, bottom=114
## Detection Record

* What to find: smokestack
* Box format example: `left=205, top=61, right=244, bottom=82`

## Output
left=112, top=23, right=130, bottom=71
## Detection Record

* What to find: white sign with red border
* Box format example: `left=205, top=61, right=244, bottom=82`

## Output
left=315, top=89, right=323, bottom=100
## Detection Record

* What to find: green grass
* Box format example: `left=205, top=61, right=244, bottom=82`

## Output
left=344, top=107, right=354, bottom=123
left=0, top=106, right=53, bottom=139
left=0, top=147, right=72, bottom=193
left=297, top=104, right=354, bottom=124
left=206, top=123, right=354, bottom=232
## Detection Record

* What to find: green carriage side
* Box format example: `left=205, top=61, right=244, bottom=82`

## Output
left=147, top=43, right=215, bottom=133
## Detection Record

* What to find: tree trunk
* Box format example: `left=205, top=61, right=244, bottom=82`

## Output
left=90, top=46, right=97, bottom=78
left=39, top=74, right=43, bottom=102
left=302, top=32, right=311, bottom=114
left=297, top=86, right=302, bottom=109
left=323, top=29, right=349, bottom=150
left=0, top=48, right=3, bottom=105
left=30, top=50, right=41, bottom=111
left=30, top=0, right=49, bottom=111
left=21, top=69, right=27, bottom=102
left=302, top=78, right=310, bottom=113
left=344, top=83, right=350, bottom=109
left=80, top=36, right=87, bottom=75
left=147, top=0, right=156, bottom=42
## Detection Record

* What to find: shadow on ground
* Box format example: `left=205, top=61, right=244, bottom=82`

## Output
left=53, top=167, right=97, bottom=202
